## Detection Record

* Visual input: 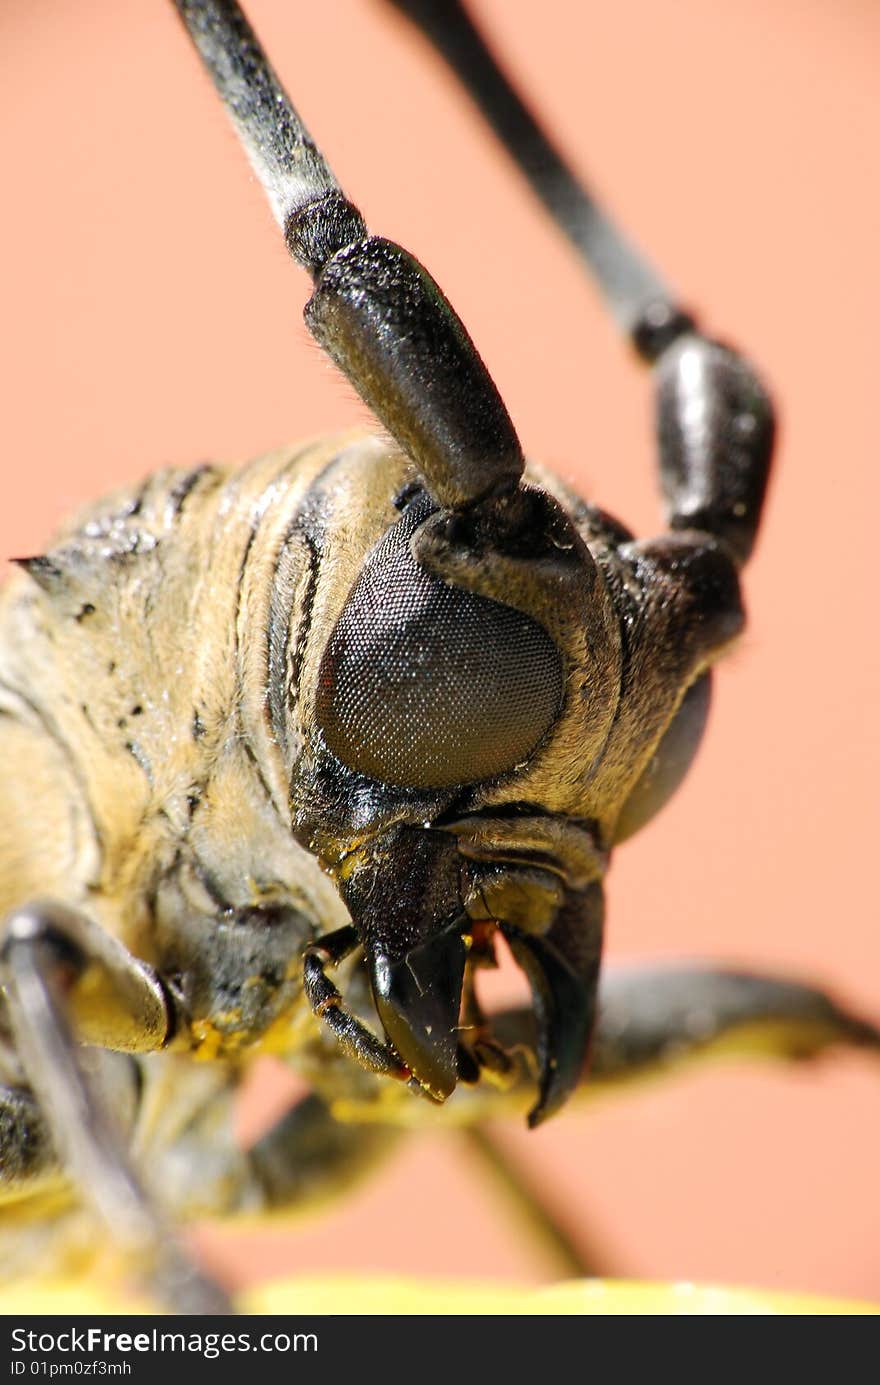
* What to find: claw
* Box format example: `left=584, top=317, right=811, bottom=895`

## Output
left=368, top=923, right=467, bottom=1101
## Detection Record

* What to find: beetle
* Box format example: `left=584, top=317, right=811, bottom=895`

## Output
left=1, top=0, right=880, bottom=1307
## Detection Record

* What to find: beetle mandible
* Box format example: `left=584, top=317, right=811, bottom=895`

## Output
left=1, top=0, right=878, bottom=1313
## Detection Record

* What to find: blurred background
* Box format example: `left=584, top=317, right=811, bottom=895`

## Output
left=2, top=0, right=879, bottom=1302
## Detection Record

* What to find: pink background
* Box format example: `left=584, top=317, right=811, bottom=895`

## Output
left=3, top=1, right=879, bottom=1302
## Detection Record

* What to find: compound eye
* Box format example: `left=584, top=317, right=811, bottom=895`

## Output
left=316, top=500, right=564, bottom=789
left=613, top=671, right=712, bottom=843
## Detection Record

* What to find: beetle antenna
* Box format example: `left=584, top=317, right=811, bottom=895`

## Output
left=172, top=0, right=525, bottom=513
left=172, top=0, right=359, bottom=262
left=383, top=0, right=693, bottom=360
left=382, top=0, right=775, bottom=567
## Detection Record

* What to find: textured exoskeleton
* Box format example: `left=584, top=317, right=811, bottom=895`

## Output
left=1, top=0, right=877, bottom=1314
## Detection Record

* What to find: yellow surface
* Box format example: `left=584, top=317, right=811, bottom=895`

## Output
left=0, top=1276, right=876, bottom=1315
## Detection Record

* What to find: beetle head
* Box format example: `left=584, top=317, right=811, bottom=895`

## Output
left=289, top=471, right=737, bottom=1120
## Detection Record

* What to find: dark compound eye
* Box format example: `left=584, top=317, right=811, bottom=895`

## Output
left=613, top=671, right=712, bottom=843
left=316, top=499, right=564, bottom=789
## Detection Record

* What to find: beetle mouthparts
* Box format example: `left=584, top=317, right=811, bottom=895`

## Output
left=364, top=913, right=598, bottom=1123
left=329, top=826, right=601, bottom=1119
left=502, top=926, right=598, bottom=1126
left=367, top=922, right=468, bottom=1102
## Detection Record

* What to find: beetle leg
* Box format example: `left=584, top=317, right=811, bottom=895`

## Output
left=0, top=900, right=232, bottom=1314
left=0, top=1049, right=153, bottom=1282
left=302, top=925, right=413, bottom=1083
left=240, top=1092, right=402, bottom=1217
left=173, top=0, right=524, bottom=513
left=590, top=963, right=880, bottom=1082
left=489, top=963, right=880, bottom=1093
left=243, top=1095, right=606, bottom=1279
left=453, top=967, right=879, bottom=1282
left=0, top=1083, right=72, bottom=1284
left=0, top=1083, right=59, bottom=1202
left=462, top=1124, right=611, bottom=1280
